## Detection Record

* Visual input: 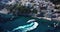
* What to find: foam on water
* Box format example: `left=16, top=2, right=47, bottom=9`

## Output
left=7, top=19, right=39, bottom=32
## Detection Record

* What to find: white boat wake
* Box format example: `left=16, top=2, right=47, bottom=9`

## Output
left=7, top=19, right=39, bottom=32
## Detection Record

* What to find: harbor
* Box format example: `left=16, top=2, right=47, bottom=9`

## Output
left=0, top=0, right=60, bottom=32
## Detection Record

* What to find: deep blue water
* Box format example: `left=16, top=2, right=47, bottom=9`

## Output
left=0, top=14, right=60, bottom=32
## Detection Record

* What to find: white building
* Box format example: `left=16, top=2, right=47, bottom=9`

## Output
left=0, top=8, right=10, bottom=14
left=20, top=0, right=29, bottom=5
left=1, top=0, right=20, bottom=5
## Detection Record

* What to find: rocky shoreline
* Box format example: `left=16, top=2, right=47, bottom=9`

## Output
left=33, top=16, right=60, bottom=21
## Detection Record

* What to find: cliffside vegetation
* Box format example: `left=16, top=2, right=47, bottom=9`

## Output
left=6, top=3, right=37, bottom=16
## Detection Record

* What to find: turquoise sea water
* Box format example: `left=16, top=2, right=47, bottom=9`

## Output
left=0, top=14, right=60, bottom=32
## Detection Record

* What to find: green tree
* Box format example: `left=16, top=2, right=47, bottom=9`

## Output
left=6, top=3, right=37, bottom=16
